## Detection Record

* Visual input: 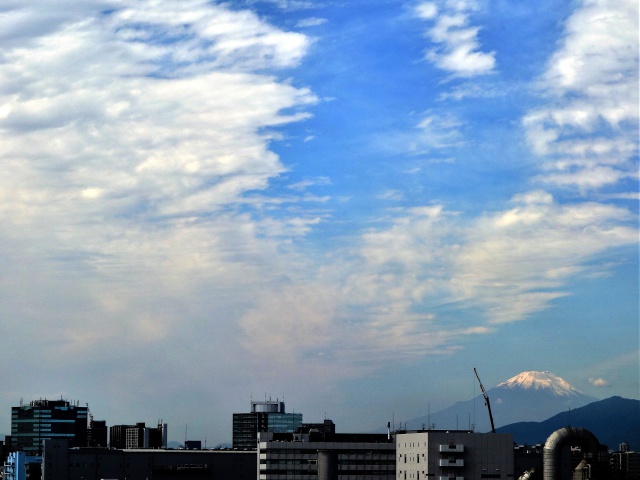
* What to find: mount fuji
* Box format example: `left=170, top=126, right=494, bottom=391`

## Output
left=399, top=371, right=598, bottom=433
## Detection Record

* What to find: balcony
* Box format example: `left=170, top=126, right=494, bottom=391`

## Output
left=439, top=459, right=464, bottom=467
left=439, top=444, right=464, bottom=453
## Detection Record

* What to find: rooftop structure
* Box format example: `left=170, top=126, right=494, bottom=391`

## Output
left=233, top=399, right=302, bottom=450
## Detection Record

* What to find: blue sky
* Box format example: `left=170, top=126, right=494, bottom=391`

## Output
left=0, top=0, right=637, bottom=445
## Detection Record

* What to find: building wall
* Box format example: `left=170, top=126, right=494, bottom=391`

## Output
left=396, top=430, right=514, bottom=480
left=42, top=439, right=256, bottom=480
left=257, top=431, right=396, bottom=480
left=3, top=451, right=42, bottom=480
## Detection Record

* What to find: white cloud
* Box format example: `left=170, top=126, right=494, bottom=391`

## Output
left=297, top=17, right=328, bottom=28
left=0, top=0, right=319, bottom=404
left=416, top=0, right=495, bottom=77
left=588, top=377, right=610, bottom=387
left=523, top=0, right=638, bottom=190
left=451, top=192, right=637, bottom=323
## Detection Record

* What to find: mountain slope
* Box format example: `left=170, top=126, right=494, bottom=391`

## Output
left=401, top=371, right=598, bottom=432
left=496, top=396, right=640, bottom=449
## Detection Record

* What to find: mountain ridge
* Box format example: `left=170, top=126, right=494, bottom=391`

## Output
left=496, top=396, right=640, bottom=449
left=397, top=370, right=598, bottom=432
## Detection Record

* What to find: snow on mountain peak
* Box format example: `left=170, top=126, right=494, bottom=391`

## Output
left=496, top=371, right=583, bottom=396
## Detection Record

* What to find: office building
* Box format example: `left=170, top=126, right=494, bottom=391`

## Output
left=258, top=430, right=396, bottom=479
left=110, top=421, right=166, bottom=449
left=10, top=399, right=88, bottom=453
left=233, top=399, right=302, bottom=449
left=396, top=430, right=514, bottom=480
left=87, top=419, right=107, bottom=447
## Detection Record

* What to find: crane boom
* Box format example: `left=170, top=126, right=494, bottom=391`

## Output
left=474, top=368, right=496, bottom=433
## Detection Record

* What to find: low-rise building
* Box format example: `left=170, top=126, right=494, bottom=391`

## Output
left=258, top=431, right=396, bottom=479
left=41, top=439, right=255, bottom=480
left=396, top=430, right=514, bottom=480
left=3, top=451, right=42, bottom=480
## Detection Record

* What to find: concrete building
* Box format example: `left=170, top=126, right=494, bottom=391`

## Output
left=395, top=430, right=514, bottom=480
left=10, top=399, right=88, bottom=454
left=41, top=438, right=255, bottom=480
left=233, top=399, right=302, bottom=450
left=257, top=431, right=396, bottom=479
left=110, top=421, right=166, bottom=449
left=3, top=451, right=42, bottom=480
left=611, top=446, right=640, bottom=479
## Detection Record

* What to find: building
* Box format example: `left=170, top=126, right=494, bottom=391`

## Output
left=396, top=430, right=514, bottom=480
left=257, top=430, right=396, bottom=479
left=233, top=399, right=302, bottom=449
left=41, top=438, right=255, bottom=480
left=110, top=421, right=166, bottom=449
left=87, top=419, right=107, bottom=447
left=610, top=444, right=639, bottom=479
left=3, top=451, right=42, bottom=480
left=10, top=399, right=88, bottom=454
left=109, top=423, right=134, bottom=449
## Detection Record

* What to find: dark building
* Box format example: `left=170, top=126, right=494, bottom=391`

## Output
left=110, top=422, right=165, bottom=449
left=11, top=399, right=88, bottom=454
left=610, top=445, right=640, bottom=480
left=109, top=424, right=134, bottom=449
left=232, top=399, right=302, bottom=450
left=87, top=420, right=107, bottom=447
left=296, top=419, right=336, bottom=435
left=42, top=439, right=255, bottom=480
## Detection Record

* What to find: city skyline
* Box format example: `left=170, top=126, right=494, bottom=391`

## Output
left=0, top=0, right=637, bottom=447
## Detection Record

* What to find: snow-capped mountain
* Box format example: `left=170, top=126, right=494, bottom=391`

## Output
left=496, top=371, right=583, bottom=396
left=399, top=371, right=598, bottom=433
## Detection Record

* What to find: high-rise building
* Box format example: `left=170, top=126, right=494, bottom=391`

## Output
left=233, top=399, right=302, bottom=450
left=10, top=399, right=88, bottom=454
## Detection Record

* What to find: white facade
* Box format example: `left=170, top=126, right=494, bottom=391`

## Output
left=396, top=430, right=513, bottom=480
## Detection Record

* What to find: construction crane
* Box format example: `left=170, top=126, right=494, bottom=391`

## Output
left=474, top=367, right=496, bottom=433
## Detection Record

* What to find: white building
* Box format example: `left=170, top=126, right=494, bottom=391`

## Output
left=396, top=430, right=513, bottom=480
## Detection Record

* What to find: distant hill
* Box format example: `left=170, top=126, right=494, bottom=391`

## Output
left=400, top=371, right=597, bottom=432
left=496, top=396, right=640, bottom=450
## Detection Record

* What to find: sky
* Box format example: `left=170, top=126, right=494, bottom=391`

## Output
left=0, top=0, right=637, bottom=446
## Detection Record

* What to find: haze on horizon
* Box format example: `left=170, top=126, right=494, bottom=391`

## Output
left=0, top=0, right=637, bottom=445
